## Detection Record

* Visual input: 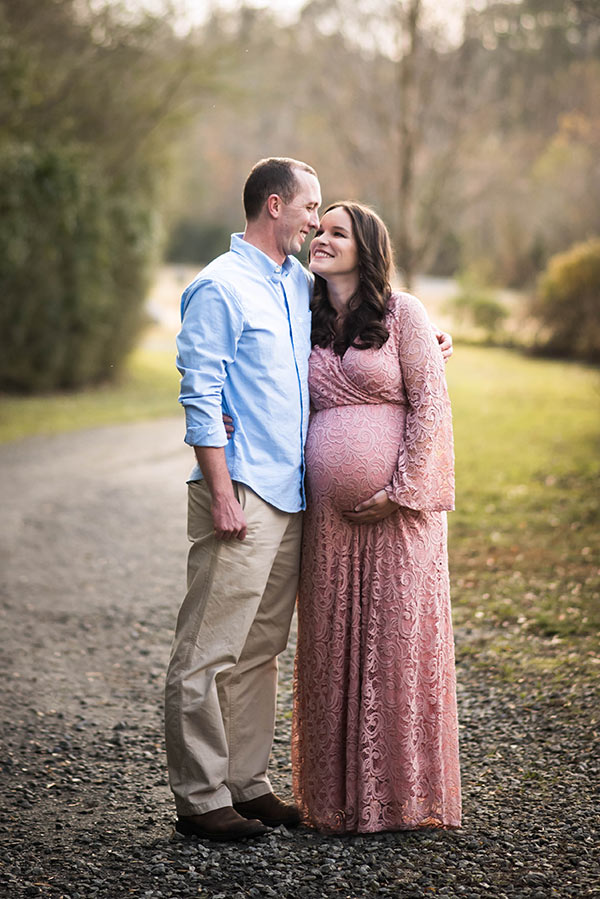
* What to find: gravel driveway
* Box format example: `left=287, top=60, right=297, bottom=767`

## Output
left=1, top=419, right=598, bottom=898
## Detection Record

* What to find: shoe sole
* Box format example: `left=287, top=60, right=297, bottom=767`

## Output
left=174, top=822, right=271, bottom=842
left=248, top=817, right=301, bottom=828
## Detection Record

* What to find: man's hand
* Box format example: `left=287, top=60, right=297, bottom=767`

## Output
left=211, top=492, right=247, bottom=541
left=223, top=414, right=234, bottom=440
left=194, top=445, right=247, bottom=540
left=435, top=328, right=453, bottom=362
left=342, top=489, right=400, bottom=524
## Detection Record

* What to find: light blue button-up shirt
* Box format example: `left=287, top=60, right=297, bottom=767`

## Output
left=176, top=234, right=313, bottom=513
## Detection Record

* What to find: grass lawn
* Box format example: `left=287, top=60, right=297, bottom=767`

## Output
left=0, top=347, right=180, bottom=444
left=446, top=346, right=600, bottom=683
left=1, top=341, right=598, bottom=678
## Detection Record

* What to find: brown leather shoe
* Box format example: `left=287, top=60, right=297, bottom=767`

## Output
left=233, top=793, right=301, bottom=828
left=176, top=807, right=271, bottom=842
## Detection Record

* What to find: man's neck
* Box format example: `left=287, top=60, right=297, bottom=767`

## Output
left=242, top=223, right=286, bottom=266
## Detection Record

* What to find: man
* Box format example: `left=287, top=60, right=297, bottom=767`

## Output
left=165, top=158, right=320, bottom=841
left=165, top=157, right=451, bottom=841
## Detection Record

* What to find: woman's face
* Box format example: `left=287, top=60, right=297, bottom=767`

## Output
left=309, top=207, right=359, bottom=281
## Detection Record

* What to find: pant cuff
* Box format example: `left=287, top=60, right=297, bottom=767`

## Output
left=175, top=785, right=232, bottom=817
left=229, top=780, right=273, bottom=804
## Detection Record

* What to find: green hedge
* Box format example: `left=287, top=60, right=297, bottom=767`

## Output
left=533, top=237, right=600, bottom=363
left=166, top=218, right=231, bottom=266
left=0, top=142, right=157, bottom=392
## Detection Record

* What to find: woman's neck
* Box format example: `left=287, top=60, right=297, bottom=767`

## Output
left=325, top=273, right=359, bottom=317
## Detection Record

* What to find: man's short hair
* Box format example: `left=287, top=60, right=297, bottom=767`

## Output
left=243, top=157, right=317, bottom=221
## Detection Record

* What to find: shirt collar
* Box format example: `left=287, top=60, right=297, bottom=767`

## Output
left=230, top=233, right=293, bottom=282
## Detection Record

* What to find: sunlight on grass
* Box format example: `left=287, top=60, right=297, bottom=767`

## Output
left=447, top=346, right=600, bottom=646
left=0, top=348, right=180, bottom=444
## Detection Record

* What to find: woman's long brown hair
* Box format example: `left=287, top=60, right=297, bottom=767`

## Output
left=310, top=202, right=394, bottom=356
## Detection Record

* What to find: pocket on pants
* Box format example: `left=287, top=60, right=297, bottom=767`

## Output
left=187, top=479, right=213, bottom=543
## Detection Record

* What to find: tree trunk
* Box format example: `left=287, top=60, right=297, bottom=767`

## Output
left=396, top=0, right=421, bottom=289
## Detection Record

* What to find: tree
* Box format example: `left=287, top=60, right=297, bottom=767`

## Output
left=0, top=0, right=226, bottom=391
left=456, top=0, right=600, bottom=285
left=293, top=0, right=473, bottom=286
left=163, top=0, right=600, bottom=297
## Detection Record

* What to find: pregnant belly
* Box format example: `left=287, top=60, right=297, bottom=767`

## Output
left=305, top=404, right=406, bottom=510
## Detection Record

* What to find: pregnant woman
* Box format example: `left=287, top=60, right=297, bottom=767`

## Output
left=292, top=202, right=461, bottom=833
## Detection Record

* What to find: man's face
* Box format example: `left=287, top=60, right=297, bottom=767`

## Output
left=276, top=170, right=322, bottom=257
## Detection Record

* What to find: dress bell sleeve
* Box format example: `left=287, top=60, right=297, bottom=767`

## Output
left=384, top=293, right=455, bottom=512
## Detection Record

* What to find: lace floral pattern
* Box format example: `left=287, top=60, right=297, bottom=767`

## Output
left=292, top=292, right=461, bottom=833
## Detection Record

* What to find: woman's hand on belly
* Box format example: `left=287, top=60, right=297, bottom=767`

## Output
left=342, top=488, right=401, bottom=524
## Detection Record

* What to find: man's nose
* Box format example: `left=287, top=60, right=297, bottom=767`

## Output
left=309, top=210, right=320, bottom=229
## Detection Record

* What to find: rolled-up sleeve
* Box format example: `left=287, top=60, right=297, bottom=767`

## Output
left=176, top=279, right=244, bottom=447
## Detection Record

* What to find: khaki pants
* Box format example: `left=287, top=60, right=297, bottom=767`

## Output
left=165, top=480, right=302, bottom=815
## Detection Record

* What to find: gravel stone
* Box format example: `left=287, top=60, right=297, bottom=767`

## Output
left=1, top=421, right=599, bottom=898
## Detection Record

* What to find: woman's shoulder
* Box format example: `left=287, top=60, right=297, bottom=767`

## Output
left=387, top=290, right=430, bottom=325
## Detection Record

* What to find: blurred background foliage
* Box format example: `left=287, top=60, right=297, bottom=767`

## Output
left=531, top=237, right=600, bottom=361
left=1, top=0, right=600, bottom=391
left=0, top=0, right=224, bottom=390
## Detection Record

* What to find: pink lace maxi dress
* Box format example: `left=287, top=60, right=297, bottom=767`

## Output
left=292, top=292, right=461, bottom=833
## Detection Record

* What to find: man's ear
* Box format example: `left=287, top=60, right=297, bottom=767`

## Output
left=266, top=193, right=281, bottom=218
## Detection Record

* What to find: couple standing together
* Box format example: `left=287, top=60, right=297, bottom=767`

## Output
left=164, top=157, right=461, bottom=841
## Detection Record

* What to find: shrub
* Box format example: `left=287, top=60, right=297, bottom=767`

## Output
left=0, top=142, right=157, bottom=392
left=443, top=270, right=508, bottom=341
left=532, top=238, right=600, bottom=363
